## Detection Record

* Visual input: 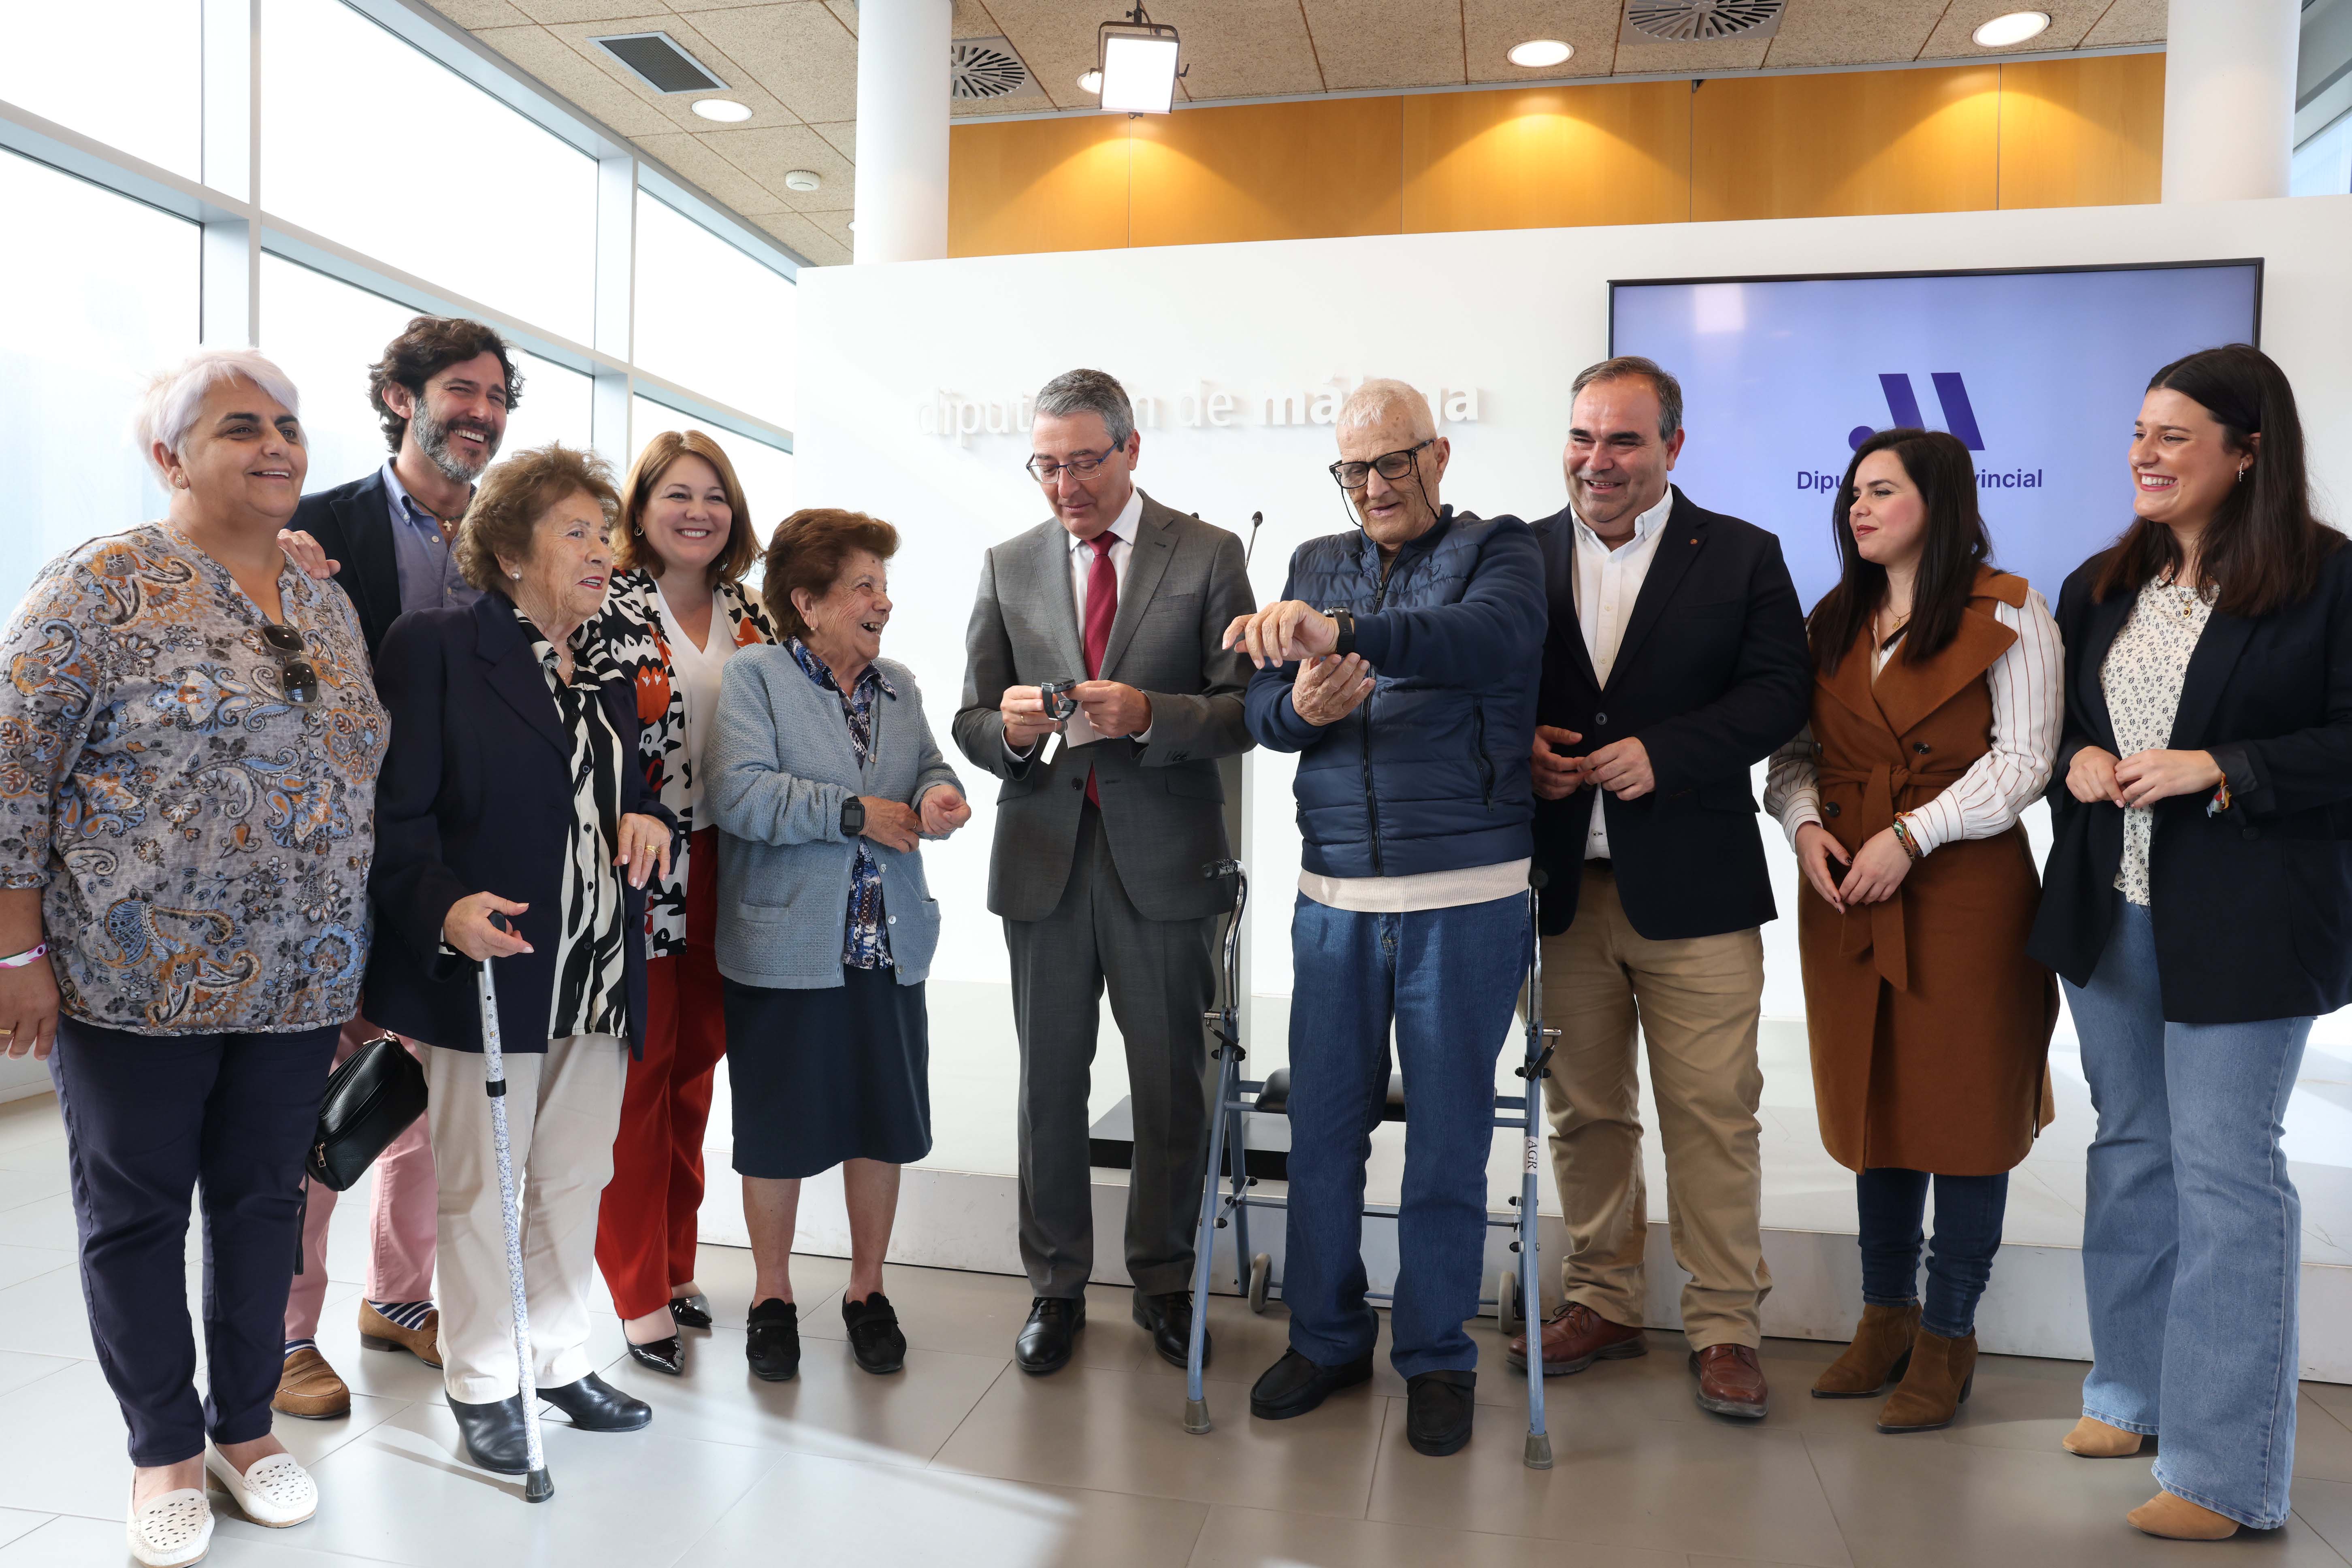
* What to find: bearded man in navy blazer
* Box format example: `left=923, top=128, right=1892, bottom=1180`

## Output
left=1508, top=356, right=1810, bottom=1421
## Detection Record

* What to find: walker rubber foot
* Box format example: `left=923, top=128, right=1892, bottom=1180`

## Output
left=1523, top=1433, right=1553, bottom=1470
left=524, top=1468, right=554, bottom=1502
left=1184, top=1399, right=1212, bottom=1434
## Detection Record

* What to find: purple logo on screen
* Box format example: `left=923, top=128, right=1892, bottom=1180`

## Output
left=1848, top=373, right=1984, bottom=450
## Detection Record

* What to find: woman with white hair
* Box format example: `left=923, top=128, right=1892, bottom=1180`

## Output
left=0, top=349, right=384, bottom=1565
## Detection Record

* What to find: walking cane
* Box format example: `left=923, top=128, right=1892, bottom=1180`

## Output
left=479, top=915, right=554, bottom=1502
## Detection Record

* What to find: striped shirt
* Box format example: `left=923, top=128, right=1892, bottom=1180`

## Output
left=518, top=607, right=630, bottom=1038
left=1764, top=588, right=2063, bottom=854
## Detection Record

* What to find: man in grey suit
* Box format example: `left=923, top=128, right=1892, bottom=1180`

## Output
left=955, top=369, right=1256, bottom=1374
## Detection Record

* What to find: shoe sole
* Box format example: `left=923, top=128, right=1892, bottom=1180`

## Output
left=1694, top=1390, right=1770, bottom=1419
left=1250, top=1364, right=1374, bottom=1421
left=850, top=1349, right=907, bottom=1375
left=1504, top=1337, right=1647, bottom=1378
left=747, top=1362, right=799, bottom=1383
left=270, top=1400, right=352, bottom=1421
left=360, top=1333, right=443, bottom=1369
left=1406, top=1427, right=1472, bottom=1457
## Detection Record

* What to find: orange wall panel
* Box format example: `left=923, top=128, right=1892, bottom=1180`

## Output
left=1690, top=66, right=2002, bottom=222
left=1127, top=98, right=1403, bottom=248
left=1402, top=81, right=1691, bottom=233
left=948, top=114, right=1131, bottom=257
left=1997, top=54, right=2166, bottom=210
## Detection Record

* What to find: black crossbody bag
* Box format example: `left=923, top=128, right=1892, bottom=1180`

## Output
left=306, top=1034, right=429, bottom=1192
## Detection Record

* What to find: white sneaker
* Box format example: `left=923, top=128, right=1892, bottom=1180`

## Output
left=126, top=1483, right=212, bottom=1567
left=204, top=1447, right=318, bottom=1528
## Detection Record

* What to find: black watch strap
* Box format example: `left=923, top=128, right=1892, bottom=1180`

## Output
left=839, top=796, right=865, bottom=836
left=1324, top=607, right=1356, bottom=658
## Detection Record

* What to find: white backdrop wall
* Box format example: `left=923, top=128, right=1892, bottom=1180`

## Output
left=798, top=194, right=2352, bottom=1031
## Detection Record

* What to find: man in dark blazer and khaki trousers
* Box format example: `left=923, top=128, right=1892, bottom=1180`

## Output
left=955, top=369, right=1256, bottom=1374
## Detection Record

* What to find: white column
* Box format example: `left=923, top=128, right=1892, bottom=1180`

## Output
left=2162, top=0, right=2299, bottom=202
left=852, top=0, right=952, bottom=264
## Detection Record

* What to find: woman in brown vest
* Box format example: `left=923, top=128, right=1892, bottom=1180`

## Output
left=1763, top=428, right=2062, bottom=1434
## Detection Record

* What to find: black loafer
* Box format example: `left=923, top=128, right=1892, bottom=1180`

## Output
left=1404, top=1370, right=1476, bottom=1456
left=1014, top=1297, right=1085, bottom=1375
left=448, top=1393, right=530, bottom=1473
left=747, top=1298, right=800, bottom=1382
left=1249, top=1348, right=1374, bottom=1420
left=842, top=1292, right=907, bottom=1374
left=1133, top=1289, right=1210, bottom=1370
left=669, top=1293, right=714, bottom=1331
left=627, top=1335, right=685, bottom=1376
left=539, top=1371, right=651, bottom=1432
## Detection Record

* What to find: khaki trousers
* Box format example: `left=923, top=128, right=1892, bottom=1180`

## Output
left=1536, top=865, right=1770, bottom=1349
left=422, top=1033, right=625, bottom=1403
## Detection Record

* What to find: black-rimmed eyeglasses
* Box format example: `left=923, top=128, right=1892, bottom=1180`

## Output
left=1328, top=440, right=1434, bottom=490
left=1026, top=451, right=1118, bottom=483
left=260, top=621, right=319, bottom=705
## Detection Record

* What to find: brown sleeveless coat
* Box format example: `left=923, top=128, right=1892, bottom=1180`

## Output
left=1798, top=569, right=2058, bottom=1175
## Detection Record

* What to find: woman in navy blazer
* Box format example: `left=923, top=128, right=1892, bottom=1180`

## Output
left=366, top=445, right=676, bottom=1475
left=2028, top=347, right=2350, bottom=1541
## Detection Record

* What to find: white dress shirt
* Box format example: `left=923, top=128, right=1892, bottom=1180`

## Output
left=1008, top=486, right=1153, bottom=758
left=1572, top=488, right=1675, bottom=859
left=1762, top=588, right=2063, bottom=855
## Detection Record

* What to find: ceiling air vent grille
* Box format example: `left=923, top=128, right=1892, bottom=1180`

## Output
left=951, top=36, right=1032, bottom=99
left=593, top=32, right=727, bottom=94
left=1623, top=1, right=1786, bottom=43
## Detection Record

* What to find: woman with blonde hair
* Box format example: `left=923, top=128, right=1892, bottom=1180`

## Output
left=591, top=430, right=777, bottom=1375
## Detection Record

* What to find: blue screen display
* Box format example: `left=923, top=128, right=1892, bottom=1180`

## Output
left=1610, top=264, right=2262, bottom=612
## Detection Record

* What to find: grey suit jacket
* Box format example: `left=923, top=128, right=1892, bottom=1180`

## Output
left=954, top=492, right=1256, bottom=923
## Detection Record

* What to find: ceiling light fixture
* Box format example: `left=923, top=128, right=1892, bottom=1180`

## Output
left=1097, top=5, right=1182, bottom=115
left=784, top=170, right=820, bottom=192
left=691, top=98, right=752, bottom=122
left=1078, top=68, right=1103, bottom=94
left=1971, top=10, right=2051, bottom=47
left=1507, top=38, right=1574, bottom=68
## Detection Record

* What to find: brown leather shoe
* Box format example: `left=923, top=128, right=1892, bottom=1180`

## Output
left=1876, top=1329, right=1975, bottom=1432
left=1689, top=1342, right=1768, bottom=1419
left=358, top=1302, right=443, bottom=1368
left=1812, top=1302, right=1920, bottom=1398
left=273, top=1346, right=351, bottom=1419
left=1506, top=1301, right=1647, bottom=1376
left=2128, top=1491, right=2238, bottom=1540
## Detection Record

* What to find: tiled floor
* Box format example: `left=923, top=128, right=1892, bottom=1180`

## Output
left=0, top=1093, right=2348, bottom=1567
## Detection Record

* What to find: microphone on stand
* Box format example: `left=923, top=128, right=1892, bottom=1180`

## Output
left=1245, top=511, right=1263, bottom=566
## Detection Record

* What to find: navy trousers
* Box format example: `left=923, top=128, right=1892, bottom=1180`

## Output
left=50, top=1017, right=339, bottom=1465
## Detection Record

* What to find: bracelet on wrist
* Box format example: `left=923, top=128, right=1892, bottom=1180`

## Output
left=0, top=942, right=47, bottom=969
left=1890, top=814, right=1925, bottom=862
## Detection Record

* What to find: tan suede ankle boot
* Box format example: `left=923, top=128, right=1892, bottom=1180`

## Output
left=2062, top=1415, right=2144, bottom=1457
left=1811, top=1302, right=1921, bottom=1398
left=1876, top=1329, right=1976, bottom=1432
left=2128, top=1491, right=2237, bottom=1540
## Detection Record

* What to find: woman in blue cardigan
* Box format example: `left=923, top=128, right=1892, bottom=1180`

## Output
left=708, top=508, right=969, bottom=1385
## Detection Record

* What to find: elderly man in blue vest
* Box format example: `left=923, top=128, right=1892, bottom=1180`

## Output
left=1224, top=378, right=1545, bottom=1458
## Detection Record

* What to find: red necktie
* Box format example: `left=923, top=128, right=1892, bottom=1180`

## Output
left=1083, top=533, right=1117, bottom=806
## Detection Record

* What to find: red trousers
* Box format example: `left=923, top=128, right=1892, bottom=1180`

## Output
left=595, top=829, right=730, bottom=1321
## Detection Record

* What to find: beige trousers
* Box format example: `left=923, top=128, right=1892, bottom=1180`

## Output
left=1536, top=865, right=1770, bottom=1349
left=422, top=1033, right=626, bottom=1403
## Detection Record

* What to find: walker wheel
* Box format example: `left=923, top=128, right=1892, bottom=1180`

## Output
left=1247, top=1253, right=1272, bottom=1314
left=1495, top=1268, right=1522, bottom=1336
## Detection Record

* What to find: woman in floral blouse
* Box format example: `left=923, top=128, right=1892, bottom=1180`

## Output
left=0, top=350, right=381, bottom=1565
left=592, top=430, right=776, bottom=1376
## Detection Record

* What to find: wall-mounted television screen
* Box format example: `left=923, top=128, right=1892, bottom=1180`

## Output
left=1609, top=261, right=2264, bottom=611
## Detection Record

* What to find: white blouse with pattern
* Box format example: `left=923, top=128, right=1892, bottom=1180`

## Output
left=2101, top=575, right=2215, bottom=906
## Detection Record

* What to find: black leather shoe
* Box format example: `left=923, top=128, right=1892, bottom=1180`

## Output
left=747, top=1298, right=800, bottom=1382
left=1133, top=1289, right=1210, bottom=1370
left=1404, top=1370, right=1476, bottom=1456
left=448, top=1393, right=530, bottom=1473
left=842, top=1293, right=907, bottom=1374
left=539, top=1371, right=651, bottom=1432
left=627, top=1335, right=685, bottom=1376
left=1249, top=1348, right=1374, bottom=1420
left=669, top=1293, right=714, bottom=1331
left=1014, top=1297, right=1085, bottom=1375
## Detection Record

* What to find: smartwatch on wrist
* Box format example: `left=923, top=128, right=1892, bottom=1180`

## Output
left=1323, top=606, right=1356, bottom=658
left=839, top=797, right=866, bottom=837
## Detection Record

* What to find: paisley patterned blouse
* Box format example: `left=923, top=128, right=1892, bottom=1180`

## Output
left=785, top=637, right=896, bottom=971
left=594, top=572, right=775, bottom=956
left=2101, top=574, right=2215, bottom=907
left=0, top=524, right=386, bottom=1033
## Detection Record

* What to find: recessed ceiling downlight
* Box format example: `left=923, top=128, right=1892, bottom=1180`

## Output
left=1972, top=10, right=2051, bottom=47
left=1507, top=38, right=1574, bottom=68
left=692, top=98, right=752, bottom=122
left=1078, top=68, right=1103, bottom=94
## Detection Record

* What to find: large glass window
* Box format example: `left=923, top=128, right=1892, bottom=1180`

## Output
left=0, top=149, right=198, bottom=614
left=634, top=194, right=797, bottom=430
left=0, top=1, right=201, bottom=183
left=630, top=396, right=796, bottom=542
left=261, top=0, right=598, bottom=342
left=262, top=254, right=597, bottom=503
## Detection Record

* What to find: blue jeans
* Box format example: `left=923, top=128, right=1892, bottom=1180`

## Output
left=1282, top=891, right=1529, bottom=1380
left=2065, top=897, right=2309, bottom=1530
left=1855, top=1168, right=2008, bottom=1339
